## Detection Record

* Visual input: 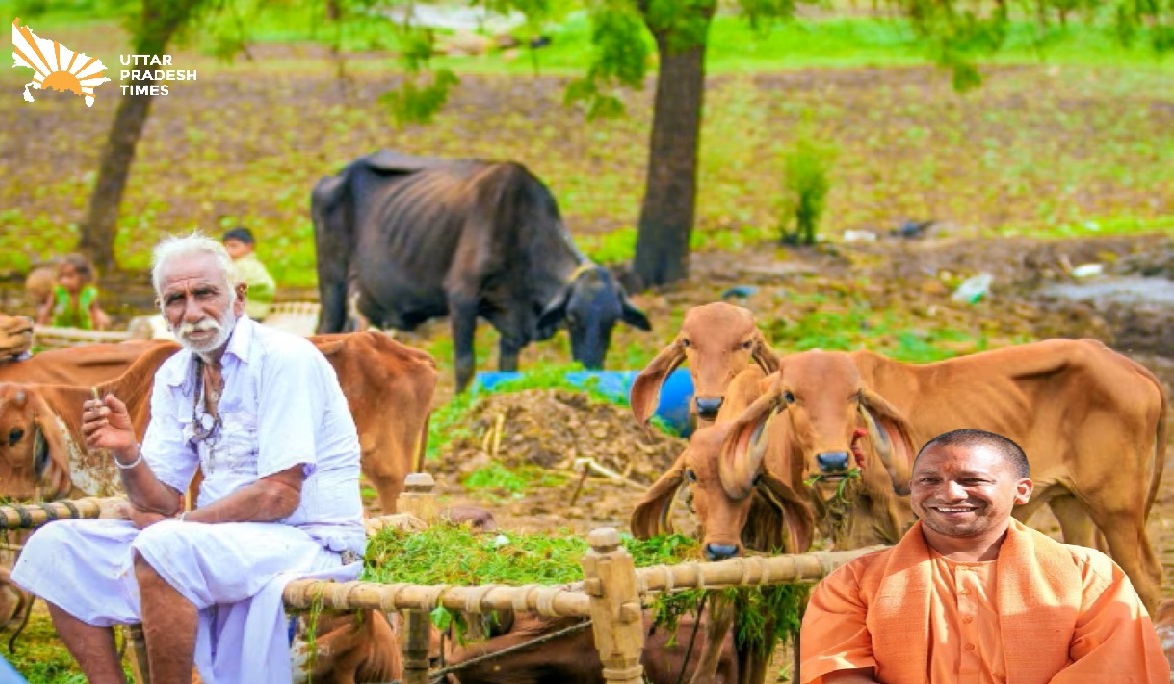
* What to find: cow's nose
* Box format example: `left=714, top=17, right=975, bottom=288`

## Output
left=695, top=396, right=724, bottom=419
left=817, top=451, right=850, bottom=472
left=704, top=543, right=739, bottom=561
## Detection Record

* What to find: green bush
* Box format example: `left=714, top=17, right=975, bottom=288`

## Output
left=778, top=132, right=837, bottom=246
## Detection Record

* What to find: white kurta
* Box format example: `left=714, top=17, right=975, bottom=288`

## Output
left=12, top=317, right=367, bottom=684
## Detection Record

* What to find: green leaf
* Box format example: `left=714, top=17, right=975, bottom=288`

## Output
left=430, top=606, right=454, bottom=630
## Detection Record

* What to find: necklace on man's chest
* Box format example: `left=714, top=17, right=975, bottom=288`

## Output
left=192, top=357, right=225, bottom=470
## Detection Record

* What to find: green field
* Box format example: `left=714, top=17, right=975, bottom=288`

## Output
left=1, top=5, right=1169, bottom=287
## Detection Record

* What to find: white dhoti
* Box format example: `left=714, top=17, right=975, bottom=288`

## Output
left=12, top=518, right=362, bottom=684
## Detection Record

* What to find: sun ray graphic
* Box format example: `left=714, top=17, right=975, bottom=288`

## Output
left=11, top=17, right=111, bottom=107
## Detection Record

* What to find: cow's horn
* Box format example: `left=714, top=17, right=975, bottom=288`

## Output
left=719, top=391, right=783, bottom=500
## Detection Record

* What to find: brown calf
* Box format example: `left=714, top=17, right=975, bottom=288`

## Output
left=631, top=303, right=778, bottom=426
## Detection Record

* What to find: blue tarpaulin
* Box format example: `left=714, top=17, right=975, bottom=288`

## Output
left=474, top=369, right=695, bottom=435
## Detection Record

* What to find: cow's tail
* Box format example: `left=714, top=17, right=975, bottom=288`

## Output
left=1136, top=360, right=1167, bottom=520
left=1147, top=376, right=1167, bottom=520
left=414, top=412, right=431, bottom=474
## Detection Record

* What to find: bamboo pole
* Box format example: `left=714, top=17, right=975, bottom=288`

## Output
left=281, top=546, right=885, bottom=615
left=398, top=472, right=437, bottom=522
left=394, top=471, right=438, bottom=684
left=0, top=496, right=125, bottom=529
left=402, top=608, right=430, bottom=684
left=630, top=545, right=887, bottom=593
left=125, top=624, right=150, bottom=684
left=582, top=528, right=645, bottom=684
left=283, top=579, right=591, bottom=616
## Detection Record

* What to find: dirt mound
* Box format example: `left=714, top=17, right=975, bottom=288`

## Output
left=428, top=389, right=688, bottom=534
left=435, top=389, right=685, bottom=481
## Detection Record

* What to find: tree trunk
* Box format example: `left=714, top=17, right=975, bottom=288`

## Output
left=77, top=0, right=195, bottom=274
left=78, top=91, right=156, bottom=275
left=632, top=3, right=715, bottom=290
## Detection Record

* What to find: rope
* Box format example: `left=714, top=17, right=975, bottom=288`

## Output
left=427, top=619, right=592, bottom=683
left=566, top=262, right=597, bottom=284
left=34, top=503, right=58, bottom=522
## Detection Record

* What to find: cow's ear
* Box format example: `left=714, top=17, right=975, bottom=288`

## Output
left=630, top=338, right=685, bottom=427
left=28, top=390, right=73, bottom=499
left=631, top=454, right=687, bottom=539
left=757, top=474, right=815, bottom=553
left=620, top=294, right=651, bottom=331
left=859, top=388, right=916, bottom=495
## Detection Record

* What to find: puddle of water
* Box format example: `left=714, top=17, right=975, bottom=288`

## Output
left=1036, top=276, right=1174, bottom=305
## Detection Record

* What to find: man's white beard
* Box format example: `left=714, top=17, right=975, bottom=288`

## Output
left=170, top=309, right=237, bottom=359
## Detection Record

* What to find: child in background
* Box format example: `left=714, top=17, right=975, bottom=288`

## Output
left=24, top=261, right=58, bottom=311
left=222, top=226, right=276, bottom=321
left=35, top=253, right=110, bottom=330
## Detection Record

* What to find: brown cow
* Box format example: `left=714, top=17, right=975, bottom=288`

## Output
left=632, top=421, right=814, bottom=562
left=0, top=342, right=181, bottom=500
left=718, top=340, right=1167, bottom=612
left=0, top=332, right=437, bottom=512
left=291, top=608, right=739, bottom=684
left=0, top=339, right=176, bottom=386
left=313, top=332, right=437, bottom=510
left=292, top=610, right=403, bottom=684
left=443, top=611, right=739, bottom=684
left=631, top=303, right=778, bottom=426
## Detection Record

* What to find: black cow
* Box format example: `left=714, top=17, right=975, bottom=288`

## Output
left=312, top=151, right=651, bottom=392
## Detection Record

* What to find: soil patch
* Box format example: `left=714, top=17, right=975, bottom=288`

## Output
left=429, top=389, right=688, bottom=534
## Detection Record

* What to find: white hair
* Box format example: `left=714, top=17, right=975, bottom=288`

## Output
left=151, top=232, right=237, bottom=301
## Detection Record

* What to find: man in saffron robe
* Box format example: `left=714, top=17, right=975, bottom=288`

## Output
left=799, top=428, right=1168, bottom=684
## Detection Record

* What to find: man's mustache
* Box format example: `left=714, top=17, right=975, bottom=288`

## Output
left=174, top=318, right=220, bottom=336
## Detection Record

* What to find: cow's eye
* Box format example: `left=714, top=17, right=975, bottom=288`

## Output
left=681, top=338, right=691, bottom=348
left=7, top=429, right=22, bottom=446
left=684, top=469, right=697, bottom=482
left=751, top=473, right=762, bottom=487
left=741, top=340, right=753, bottom=351
left=783, top=391, right=796, bottom=404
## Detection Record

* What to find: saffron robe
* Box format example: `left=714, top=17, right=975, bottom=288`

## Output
left=799, top=520, right=1168, bottom=684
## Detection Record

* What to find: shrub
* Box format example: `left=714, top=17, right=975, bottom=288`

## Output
left=778, top=131, right=837, bottom=246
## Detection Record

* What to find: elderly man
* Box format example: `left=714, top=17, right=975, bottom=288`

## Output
left=800, top=428, right=1168, bottom=684
left=11, top=234, right=365, bottom=684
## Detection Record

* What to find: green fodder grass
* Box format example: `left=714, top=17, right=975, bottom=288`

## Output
left=363, top=524, right=808, bottom=656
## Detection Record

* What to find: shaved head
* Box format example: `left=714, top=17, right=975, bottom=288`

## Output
left=915, top=429, right=1030, bottom=478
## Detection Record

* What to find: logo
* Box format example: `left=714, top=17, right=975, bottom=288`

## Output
left=11, top=17, right=111, bottom=107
